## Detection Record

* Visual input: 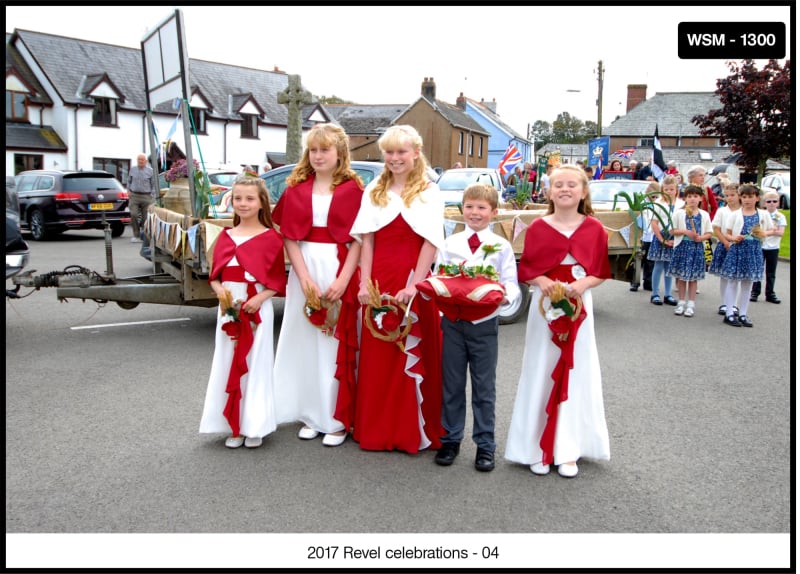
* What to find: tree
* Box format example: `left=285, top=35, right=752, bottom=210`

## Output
left=529, top=120, right=554, bottom=149
left=692, top=59, right=791, bottom=182
left=316, top=95, right=354, bottom=104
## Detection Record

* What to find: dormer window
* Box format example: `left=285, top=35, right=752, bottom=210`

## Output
left=6, top=90, right=28, bottom=121
left=241, top=114, right=258, bottom=139
left=191, top=107, right=207, bottom=134
left=92, top=97, right=118, bottom=127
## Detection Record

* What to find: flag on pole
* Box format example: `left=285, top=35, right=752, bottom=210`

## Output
left=593, top=157, right=603, bottom=180
left=651, top=125, right=668, bottom=181
left=613, top=148, right=636, bottom=159
left=497, top=144, right=522, bottom=176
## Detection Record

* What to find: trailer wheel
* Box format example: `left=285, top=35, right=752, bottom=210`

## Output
left=499, top=282, right=531, bottom=325
left=116, top=300, right=140, bottom=310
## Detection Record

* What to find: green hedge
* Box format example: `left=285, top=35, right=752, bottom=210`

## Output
left=779, top=209, right=790, bottom=259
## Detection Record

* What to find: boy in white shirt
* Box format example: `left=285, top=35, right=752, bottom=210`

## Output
left=432, top=184, right=520, bottom=471
left=750, top=190, right=786, bottom=303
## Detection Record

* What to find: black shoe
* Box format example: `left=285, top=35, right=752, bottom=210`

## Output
left=629, top=283, right=639, bottom=292
left=749, top=295, right=758, bottom=302
left=474, top=449, right=495, bottom=472
left=643, top=283, right=653, bottom=291
left=434, top=442, right=460, bottom=466
left=766, top=295, right=781, bottom=304
left=664, top=296, right=678, bottom=306
left=650, top=295, right=663, bottom=305
left=723, top=315, right=741, bottom=327
left=738, top=315, right=753, bottom=327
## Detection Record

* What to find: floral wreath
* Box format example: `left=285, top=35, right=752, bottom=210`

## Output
left=364, top=280, right=413, bottom=351
left=538, top=281, right=583, bottom=342
left=303, top=285, right=340, bottom=336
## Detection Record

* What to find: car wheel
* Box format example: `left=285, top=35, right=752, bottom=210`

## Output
left=498, top=282, right=532, bottom=325
left=780, top=195, right=788, bottom=209
left=110, top=222, right=125, bottom=238
left=28, top=209, right=49, bottom=241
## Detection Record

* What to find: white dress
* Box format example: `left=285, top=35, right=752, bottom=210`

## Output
left=199, top=234, right=278, bottom=439
left=273, top=194, right=346, bottom=434
left=504, top=252, right=611, bottom=466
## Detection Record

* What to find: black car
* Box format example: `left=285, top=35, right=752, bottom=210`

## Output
left=15, top=170, right=130, bottom=240
left=260, top=161, right=384, bottom=206
left=6, top=175, right=30, bottom=287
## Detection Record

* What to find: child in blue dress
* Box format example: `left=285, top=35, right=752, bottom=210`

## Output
left=718, top=185, right=774, bottom=327
left=708, top=184, right=741, bottom=317
left=667, top=185, right=712, bottom=318
left=647, top=176, right=683, bottom=306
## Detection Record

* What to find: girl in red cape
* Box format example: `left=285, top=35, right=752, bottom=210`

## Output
left=348, top=125, right=445, bottom=454
left=504, top=164, right=611, bottom=478
left=199, top=176, right=287, bottom=449
left=272, top=123, right=363, bottom=447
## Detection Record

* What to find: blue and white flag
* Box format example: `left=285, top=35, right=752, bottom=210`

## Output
left=651, top=125, right=668, bottom=182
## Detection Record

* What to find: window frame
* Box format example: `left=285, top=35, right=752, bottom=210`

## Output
left=6, top=90, right=29, bottom=121
left=92, top=97, right=118, bottom=127
left=241, top=115, right=258, bottom=139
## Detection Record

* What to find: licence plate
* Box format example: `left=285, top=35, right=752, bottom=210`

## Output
left=89, top=203, right=114, bottom=210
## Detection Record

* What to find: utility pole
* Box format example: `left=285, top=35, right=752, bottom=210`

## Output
left=595, top=60, right=604, bottom=136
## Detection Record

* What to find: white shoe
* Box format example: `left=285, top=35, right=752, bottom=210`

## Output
left=674, top=302, right=686, bottom=315
left=322, top=431, right=347, bottom=447
left=297, top=426, right=319, bottom=440
left=530, top=462, right=551, bottom=475
left=130, top=236, right=142, bottom=243
left=558, top=462, right=579, bottom=478
left=225, top=435, right=244, bottom=449
left=683, top=305, right=695, bottom=318
left=244, top=436, right=263, bottom=448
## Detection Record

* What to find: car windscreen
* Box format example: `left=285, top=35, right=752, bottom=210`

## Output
left=438, top=172, right=497, bottom=190
left=63, top=176, right=124, bottom=191
left=591, top=181, right=649, bottom=202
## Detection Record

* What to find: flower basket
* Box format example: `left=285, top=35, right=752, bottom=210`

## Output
left=538, top=281, right=583, bottom=342
left=303, top=285, right=340, bottom=336
left=364, top=280, right=413, bottom=351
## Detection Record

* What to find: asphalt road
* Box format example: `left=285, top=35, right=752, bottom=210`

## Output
left=5, top=230, right=793, bottom=570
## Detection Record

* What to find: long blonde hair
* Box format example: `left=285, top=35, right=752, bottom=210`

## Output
left=286, top=123, right=362, bottom=191
left=370, top=125, right=431, bottom=208
left=544, top=164, right=595, bottom=216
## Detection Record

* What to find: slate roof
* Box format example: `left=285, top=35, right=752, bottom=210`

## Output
left=466, top=97, right=527, bottom=141
left=6, top=123, right=67, bottom=151
left=428, top=98, right=490, bottom=135
left=325, top=104, right=406, bottom=134
left=11, top=29, right=317, bottom=125
left=603, top=92, right=721, bottom=137
left=5, top=32, right=51, bottom=105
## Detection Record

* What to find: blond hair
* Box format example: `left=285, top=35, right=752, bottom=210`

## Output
left=544, top=164, right=595, bottom=216
left=463, top=183, right=498, bottom=209
left=370, top=125, right=431, bottom=208
left=287, top=123, right=362, bottom=191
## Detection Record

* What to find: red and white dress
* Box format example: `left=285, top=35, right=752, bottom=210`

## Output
left=347, top=182, right=445, bottom=453
left=271, top=176, right=362, bottom=434
left=504, top=216, right=612, bottom=467
left=199, top=228, right=286, bottom=440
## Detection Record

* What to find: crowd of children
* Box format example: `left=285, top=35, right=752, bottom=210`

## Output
left=198, top=126, right=784, bottom=480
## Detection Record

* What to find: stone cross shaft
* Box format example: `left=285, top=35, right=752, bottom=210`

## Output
left=278, top=74, right=313, bottom=164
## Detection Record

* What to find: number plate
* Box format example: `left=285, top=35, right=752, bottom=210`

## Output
left=89, top=203, right=114, bottom=210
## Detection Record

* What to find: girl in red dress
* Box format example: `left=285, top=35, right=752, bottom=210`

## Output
left=347, top=125, right=445, bottom=454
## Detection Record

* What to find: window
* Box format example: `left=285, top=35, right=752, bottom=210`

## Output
left=191, top=107, right=207, bottom=134
left=469, top=135, right=474, bottom=157
left=6, top=91, right=28, bottom=121
left=639, top=137, right=653, bottom=147
left=478, top=138, right=483, bottom=158
left=93, top=158, right=129, bottom=183
left=241, top=115, right=258, bottom=138
left=14, top=153, right=42, bottom=174
left=458, top=132, right=464, bottom=154
left=92, top=97, right=118, bottom=126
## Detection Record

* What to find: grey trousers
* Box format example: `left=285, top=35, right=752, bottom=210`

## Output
left=129, top=193, right=154, bottom=237
left=440, top=315, right=499, bottom=452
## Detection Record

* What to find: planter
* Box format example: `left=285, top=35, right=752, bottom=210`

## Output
left=163, top=177, right=191, bottom=215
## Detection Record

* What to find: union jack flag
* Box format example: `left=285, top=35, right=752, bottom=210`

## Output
left=613, top=148, right=636, bottom=159
left=497, top=144, right=522, bottom=176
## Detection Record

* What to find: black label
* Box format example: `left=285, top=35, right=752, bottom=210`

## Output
left=678, top=22, right=786, bottom=59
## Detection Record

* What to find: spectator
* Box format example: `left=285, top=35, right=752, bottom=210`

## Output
left=261, top=162, right=272, bottom=174
left=666, top=160, right=680, bottom=176
left=540, top=164, right=553, bottom=199
left=638, top=161, right=654, bottom=181
left=452, top=162, right=463, bottom=169
left=750, top=190, right=785, bottom=304
left=127, top=153, right=157, bottom=243
left=628, top=160, right=639, bottom=178
left=607, top=159, right=624, bottom=172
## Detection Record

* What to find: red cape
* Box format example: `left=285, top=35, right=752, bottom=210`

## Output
left=518, top=216, right=611, bottom=282
left=272, top=176, right=363, bottom=243
left=209, top=229, right=287, bottom=296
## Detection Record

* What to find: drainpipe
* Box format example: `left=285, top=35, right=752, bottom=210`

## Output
left=223, top=119, right=229, bottom=164
left=73, top=104, right=79, bottom=170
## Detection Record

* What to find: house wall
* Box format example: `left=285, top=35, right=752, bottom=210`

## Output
left=395, top=101, right=450, bottom=169
left=464, top=101, right=530, bottom=169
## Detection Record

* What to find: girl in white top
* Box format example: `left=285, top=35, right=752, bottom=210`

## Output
left=708, top=184, right=741, bottom=316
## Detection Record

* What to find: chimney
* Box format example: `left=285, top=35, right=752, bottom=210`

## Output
left=421, top=77, right=436, bottom=101
left=627, top=84, right=647, bottom=112
left=456, top=92, right=466, bottom=110
left=483, top=97, right=497, bottom=114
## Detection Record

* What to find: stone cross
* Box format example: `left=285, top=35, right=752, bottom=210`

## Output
left=278, top=74, right=313, bottom=164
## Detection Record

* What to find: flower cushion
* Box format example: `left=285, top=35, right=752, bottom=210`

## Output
left=417, top=275, right=506, bottom=322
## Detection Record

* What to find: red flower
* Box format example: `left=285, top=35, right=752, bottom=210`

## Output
left=222, top=321, right=240, bottom=340
left=548, top=315, right=573, bottom=342
left=308, top=307, right=327, bottom=326
left=381, top=311, right=401, bottom=332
